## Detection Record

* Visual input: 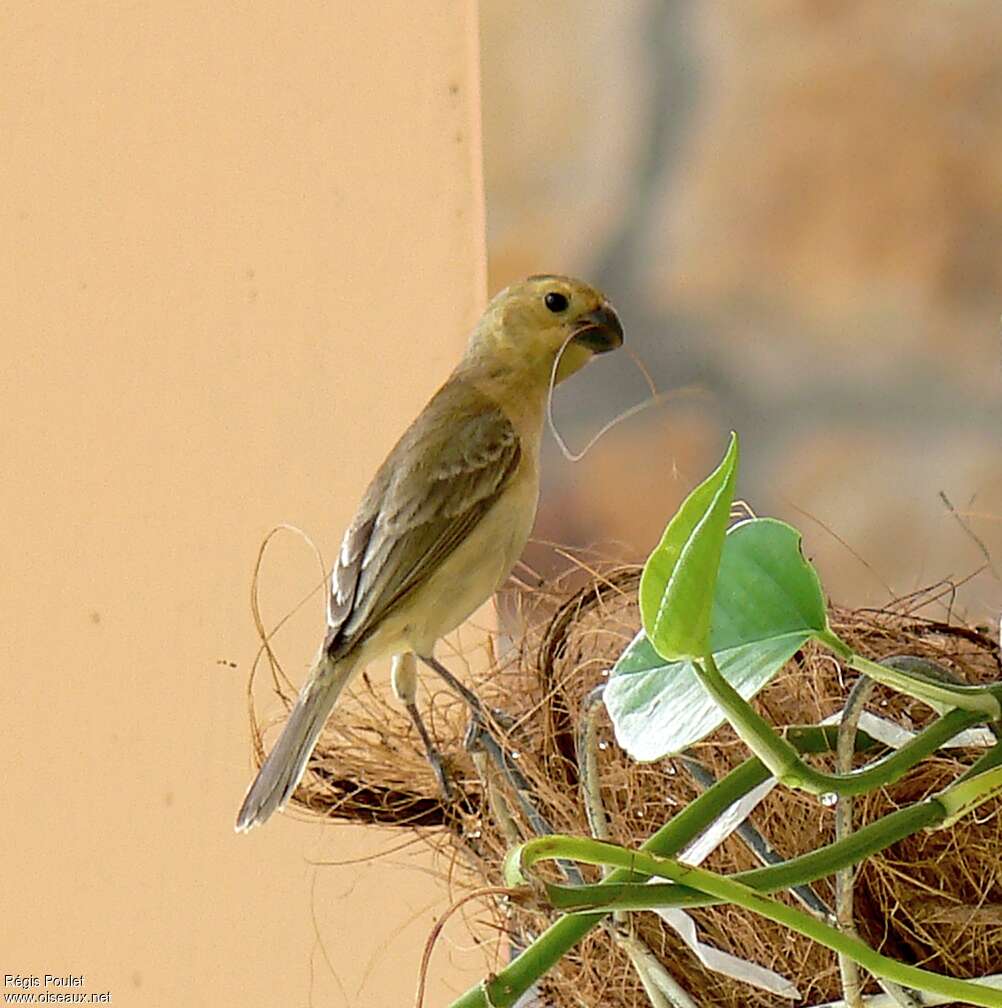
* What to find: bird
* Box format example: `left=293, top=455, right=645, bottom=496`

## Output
left=236, top=274, right=623, bottom=831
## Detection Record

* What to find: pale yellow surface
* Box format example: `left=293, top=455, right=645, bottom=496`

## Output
left=2, top=4, right=488, bottom=1005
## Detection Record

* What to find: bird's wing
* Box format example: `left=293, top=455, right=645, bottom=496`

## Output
left=324, top=383, right=522, bottom=658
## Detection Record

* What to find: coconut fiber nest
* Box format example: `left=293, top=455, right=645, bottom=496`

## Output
left=250, top=567, right=1002, bottom=1007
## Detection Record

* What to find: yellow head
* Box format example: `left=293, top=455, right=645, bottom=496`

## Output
left=462, top=274, right=623, bottom=387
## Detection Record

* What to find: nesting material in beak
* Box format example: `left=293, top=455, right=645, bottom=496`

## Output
left=571, top=303, right=624, bottom=354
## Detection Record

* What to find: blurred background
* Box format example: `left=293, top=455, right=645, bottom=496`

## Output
left=482, top=0, right=1002, bottom=623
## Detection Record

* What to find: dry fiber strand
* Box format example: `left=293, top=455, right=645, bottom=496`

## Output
left=248, top=566, right=1002, bottom=1007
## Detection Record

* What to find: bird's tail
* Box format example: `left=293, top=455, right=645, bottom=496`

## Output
left=235, top=652, right=356, bottom=832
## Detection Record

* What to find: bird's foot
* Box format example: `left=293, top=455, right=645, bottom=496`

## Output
left=405, top=701, right=457, bottom=803
left=427, top=749, right=457, bottom=804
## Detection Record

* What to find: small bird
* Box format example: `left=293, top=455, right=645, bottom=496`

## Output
left=236, top=275, right=623, bottom=831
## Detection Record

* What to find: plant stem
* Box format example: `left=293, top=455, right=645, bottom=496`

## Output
left=835, top=677, right=872, bottom=1008
left=444, top=723, right=989, bottom=1008
left=447, top=757, right=771, bottom=1008
left=935, top=763, right=1002, bottom=829
left=616, top=928, right=700, bottom=1008
left=955, top=736, right=1002, bottom=784
left=579, top=687, right=700, bottom=1005
left=693, top=654, right=808, bottom=784
left=544, top=797, right=942, bottom=912
left=512, top=837, right=1002, bottom=1008
left=680, top=755, right=830, bottom=916
left=449, top=726, right=876, bottom=1008
left=693, top=654, right=983, bottom=796
left=833, top=678, right=921, bottom=1008
left=839, top=647, right=1001, bottom=719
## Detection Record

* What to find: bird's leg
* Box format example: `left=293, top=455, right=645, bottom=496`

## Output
left=463, top=714, right=584, bottom=885
left=418, top=653, right=517, bottom=732
left=418, top=653, right=486, bottom=715
left=419, top=655, right=584, bottom=866
left=391, top=653, right=455, bottom=801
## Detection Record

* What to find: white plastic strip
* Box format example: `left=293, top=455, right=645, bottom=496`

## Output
left=820, top=710, right=995, bottom=750
left=806, top=972, right=1002, bottom=1007
left=679, top=776, right=778, bottom=866
left=654, top=905, right=800, bottom=999
left=644, top=776, right=799, bottom=997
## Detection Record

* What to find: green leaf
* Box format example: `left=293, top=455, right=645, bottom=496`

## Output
left=605, top=631, right=809, bottom=761
left=710, top=517, right=828, bottom=652
left=640, top=433, right=739, bottom=661
left=606, top=518, right=829, bottom=761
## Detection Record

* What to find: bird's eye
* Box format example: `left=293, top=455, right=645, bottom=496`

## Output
left=544, top=291, right=568, bottom=313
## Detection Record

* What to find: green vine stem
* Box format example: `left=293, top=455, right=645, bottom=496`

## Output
left=679, top=755, right=831, bottom=916
left=956, top=737, right=1002, bottom=783
left=447, top=756, right=771, bottom=1008
left=505, top=836, right=1002, bottom=1008
left=539, top=796, right=941, bottom=913
left=935, top=763, right=1002, bottom=828
left=692, top=653, right=984, bottom=795
left=445, top=725, right=1002, bottom=1008
left=548, top=741, right=1002, bottom=915
left=450, top=727, right=872, bottom=1008
left=578, top=687, right=700, bottom=1007
left=816, top=631, right=1002, bottom=719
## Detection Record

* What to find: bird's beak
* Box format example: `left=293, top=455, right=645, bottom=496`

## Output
left=571, top=303, right=624, bottom=354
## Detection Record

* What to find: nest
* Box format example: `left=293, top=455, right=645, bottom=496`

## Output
left=251, top=567, right=1002, bottom=1007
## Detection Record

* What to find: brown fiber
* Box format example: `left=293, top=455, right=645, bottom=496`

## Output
left=249, top=566, right=1002, bottom=1006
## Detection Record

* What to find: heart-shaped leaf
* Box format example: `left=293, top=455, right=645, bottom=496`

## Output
left=606, top=518, right=828, bottom=760
left=605, top=632, right=808, bottom=761
left=710, top=517, right=828, bottom=652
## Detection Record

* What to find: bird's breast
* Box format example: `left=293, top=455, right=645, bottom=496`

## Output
left=397, top=449, right=540, bottom=655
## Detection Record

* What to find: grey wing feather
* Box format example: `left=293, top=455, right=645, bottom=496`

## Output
left=326, top=511, right=376, bottom=631
left=324, top=384, right=521, bottom=658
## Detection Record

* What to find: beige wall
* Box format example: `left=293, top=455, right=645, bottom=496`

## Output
left=2, top=4, right=486, bottom=1005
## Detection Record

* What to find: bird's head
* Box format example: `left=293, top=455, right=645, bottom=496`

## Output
left=464, top=274, right=623, bottom=386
